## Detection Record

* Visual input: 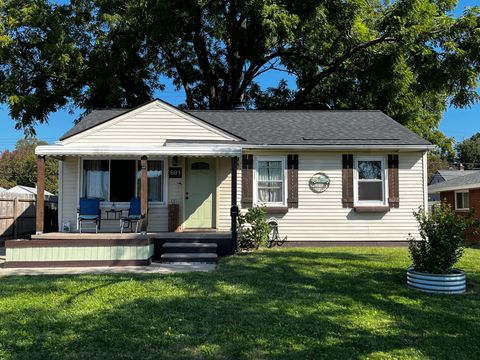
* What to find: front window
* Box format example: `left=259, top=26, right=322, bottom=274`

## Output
left=355, top=157, right=386, bottom=205
left=455, top=191, right=469, bottom=210
left=255, top=157, right=285, bottom=205
left=82, top=159, right=165, bottom=204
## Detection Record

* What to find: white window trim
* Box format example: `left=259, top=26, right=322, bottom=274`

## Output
left=79, top=158, right=168, bottom=208
left=253, top=156, right=287, bottom=207
left=455, top=190, right=469, bottom=210
left=354, top=156, right=388, bottom=207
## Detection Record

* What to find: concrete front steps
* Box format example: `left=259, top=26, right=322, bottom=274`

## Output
left=160, top=242, right=218, bottom=263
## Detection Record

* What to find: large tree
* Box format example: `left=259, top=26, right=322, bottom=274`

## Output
left=456, top=132, right=480, bottom=169
left=0, top=138, right=58, bottom=193
left=1, top=0, right=479, bottom=152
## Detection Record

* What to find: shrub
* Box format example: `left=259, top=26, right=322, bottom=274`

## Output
left=408, top=203, right=478, bottom=274
left=237, top=207, right=270, bottom=250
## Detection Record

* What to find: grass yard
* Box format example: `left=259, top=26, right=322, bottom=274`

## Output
left=1, top=247, right=479, bottom=360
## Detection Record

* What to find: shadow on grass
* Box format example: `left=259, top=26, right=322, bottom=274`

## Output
left=0, top=249, right=479, bottom=359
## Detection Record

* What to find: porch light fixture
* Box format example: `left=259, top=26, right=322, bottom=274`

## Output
left=172, top=156, right=178, bottom=166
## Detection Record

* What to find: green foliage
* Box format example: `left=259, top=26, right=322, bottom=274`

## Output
left=0, top=138, right=58, bottom=194
left=237, top=206, right=270, bottom=250
left=0, top=0, right=479, bottom=152
left=408, top=203, right=478, bottom=274
left=456, top=132, right=480, bottom=169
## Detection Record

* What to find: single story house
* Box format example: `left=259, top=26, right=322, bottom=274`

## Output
left=5, top=99, right=432, bottom=267
left=6, top=185, right=54, bottom=197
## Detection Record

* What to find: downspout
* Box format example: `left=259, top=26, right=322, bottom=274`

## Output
left=422, top=151, right=428, bottom=211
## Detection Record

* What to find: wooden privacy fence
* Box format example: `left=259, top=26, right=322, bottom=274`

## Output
left=0, top=193, right=57, bottom=244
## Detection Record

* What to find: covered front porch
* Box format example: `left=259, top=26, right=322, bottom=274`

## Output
left=4, top=143, right=241, bottom=267
left=35, top=143, right=241, bottom=234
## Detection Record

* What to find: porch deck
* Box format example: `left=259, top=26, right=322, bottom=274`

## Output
left=5, top=231, right=233, bottom=268
left=31, top=231, right=231, bottom=240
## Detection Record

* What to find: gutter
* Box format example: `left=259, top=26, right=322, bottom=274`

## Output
left=428, top=183, right=480, bottom=193
left=241, top=144, right=435, bottom=151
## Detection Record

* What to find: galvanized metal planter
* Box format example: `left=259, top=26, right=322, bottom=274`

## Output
left=407, top=266, right=466, bottom=294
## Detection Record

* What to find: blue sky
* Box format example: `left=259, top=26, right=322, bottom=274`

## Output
left=0, top=0, right=478, bottom=151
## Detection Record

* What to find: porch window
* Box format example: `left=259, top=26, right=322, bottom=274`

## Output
left=355, top=157, right=387, bottom=205
left=254, top=157, right=285, bottom=205
left=455, top=191, right=469, bottom=210
left=137, top=160, right=165, bottom=202
left=83, top=160, right=109, bottom=200
left=82, top=159, right=165, bottom=204
left=110, top=160, right=136, bottom=202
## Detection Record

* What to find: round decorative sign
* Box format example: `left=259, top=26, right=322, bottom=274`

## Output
left=309, top=172, right=330, bottom=193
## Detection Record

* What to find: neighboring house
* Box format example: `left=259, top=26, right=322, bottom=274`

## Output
left=33, top=99, right=432, bottom=244
left=6, top=185, right=54, bottom=197
left=428, top=171, right=480, bottom=243
left=428, top=169, right=477, bottom=202
left=429, top=169, right=477, bottom=185
left=429, top=171, right=480, bottom=214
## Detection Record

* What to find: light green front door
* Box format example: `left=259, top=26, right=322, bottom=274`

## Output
left=184, top=158, right=216, bottom=229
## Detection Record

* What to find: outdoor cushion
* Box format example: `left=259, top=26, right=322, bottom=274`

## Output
left=78, top=215, right=99, bottom=220
left=122, top=214, right=141, bottom=220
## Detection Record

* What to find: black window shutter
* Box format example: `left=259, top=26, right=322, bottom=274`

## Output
left=241, top=154, right=253, bottom=207
left=287, top=154, right=299, bottom=208
left=388, top=154, right=399, bottom=208
left=342, top=154, right=354, bottom=208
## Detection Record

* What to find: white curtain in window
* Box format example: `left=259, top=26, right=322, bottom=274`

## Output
left=83, top=160, right=109, bottom=200
left=148, top=160, right=163, bottom=202
left=137, top=160, right=164, bottom=202
left=257, top=160, right=283, bottom=203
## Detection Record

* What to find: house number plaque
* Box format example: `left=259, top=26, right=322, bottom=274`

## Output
left=309, top=172, right=330, bottom=193
left=169, top=167, right=182, bottom=178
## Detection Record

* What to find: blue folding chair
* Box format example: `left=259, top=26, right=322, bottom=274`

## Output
left=120, top=198, right=143, bottom=233
left=78, top=198, right=101, bottom=233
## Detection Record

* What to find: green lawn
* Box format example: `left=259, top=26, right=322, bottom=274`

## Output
left=1, top=248, right=479, bottom=360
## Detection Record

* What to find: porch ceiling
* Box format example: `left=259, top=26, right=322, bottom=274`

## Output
left=35, top=144, right=242, bottom=157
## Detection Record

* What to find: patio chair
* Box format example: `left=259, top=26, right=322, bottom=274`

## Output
left=78, top=197, right=101, bottom=233
left=120, top=198, right=143, bottom=233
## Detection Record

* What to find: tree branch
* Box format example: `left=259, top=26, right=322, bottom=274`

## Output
left=161, top=48, right=195, bottom=109
left=290, top=34, right=396, bottom=108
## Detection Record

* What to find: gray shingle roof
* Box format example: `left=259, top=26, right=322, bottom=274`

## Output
left=436, top=169, right=477, bottom=181
left=188, top=110, right=431, bottom=146
left=59, top=100, right=431, bottom=147
left=429, top=171, right=480, bottom=192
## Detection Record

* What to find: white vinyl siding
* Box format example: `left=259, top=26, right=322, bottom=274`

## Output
left=59, top=157, right=80, bottom=230
left=216, top=157, right=232, bottom=231
left=60, top=150, right=426, bottom=239
left=62, top=102, right=232, bottom=147
left=218, top=151, right=425, bottom=242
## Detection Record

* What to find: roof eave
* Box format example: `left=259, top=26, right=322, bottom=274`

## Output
left=242, top=144, right=434, bottom=151
left=429, top=183, right=480, bottom=193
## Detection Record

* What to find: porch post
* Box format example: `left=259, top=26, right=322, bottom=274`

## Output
left=140, top=156, right=148, bottom=233
left=36, top=155, right=46, bottom=234
left=230, top=156, right=239, bottom=252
